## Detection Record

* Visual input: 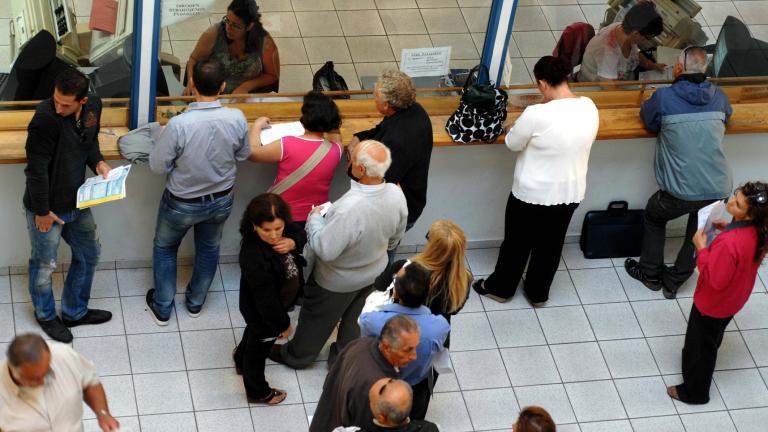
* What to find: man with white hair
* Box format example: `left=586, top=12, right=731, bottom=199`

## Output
left=270, top=140, right=408, bottom=368
left=625, top=46, right=733, bottom=300
left=350, top=70, right=433, bottom=247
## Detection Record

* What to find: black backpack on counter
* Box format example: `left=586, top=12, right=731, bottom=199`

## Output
left=313, top=61, right=350, bottom=99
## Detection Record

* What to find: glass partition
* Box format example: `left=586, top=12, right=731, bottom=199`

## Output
left=158, top=0, right=491, bottom=97
left=0, top=0, right=134, bottom=104
left=502, top=0, right=768, bottom=87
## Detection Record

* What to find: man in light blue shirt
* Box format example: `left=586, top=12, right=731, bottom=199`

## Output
left=146, top=57, right=250, bottom=325
left=359, top=262, right=449, bottom=420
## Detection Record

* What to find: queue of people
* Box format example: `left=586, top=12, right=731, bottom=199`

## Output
left=12, top=3, right=768, bottom=427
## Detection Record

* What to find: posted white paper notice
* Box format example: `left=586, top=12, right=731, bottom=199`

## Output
left=260, top=121, right=305, bottom=145
left=400, top=47, right=452, bottom=78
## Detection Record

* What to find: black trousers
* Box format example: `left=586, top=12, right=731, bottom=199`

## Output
left=485, top=192, right=578, bottom=303
left=234, top=325, right=276, bottom=399
left=639, top=190, right=717, bottom=290
left=410, top=368, right=443, bottom=421
left=676, top=304, right=732, bottom=404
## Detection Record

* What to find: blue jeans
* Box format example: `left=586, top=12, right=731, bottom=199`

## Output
left=26, top=208, right=101, bottom=321
left=152, top=190, right=233, bottom=319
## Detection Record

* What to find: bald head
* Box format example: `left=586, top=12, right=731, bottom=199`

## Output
left=352, top=140, right=392, bottom=179
left=369, top=378, right=413, bottom=427
left=677, top=46, right=708, bottom=75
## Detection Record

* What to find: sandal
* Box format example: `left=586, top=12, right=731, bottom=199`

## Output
left=666, top=385, right=680, bottom=401
left=472, top=279, right=511, bottom=303
left=232, top=348, right=242, bottom=375
left=248, top=388, right=287, bottom=405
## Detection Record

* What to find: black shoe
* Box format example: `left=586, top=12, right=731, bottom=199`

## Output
left=472, top=278, right=511, bottom=303
left=662, top=284, right=678, bottom=300
left=62, top=309, right=112, bottom=327
left=185, top=303, right=202, bottom=318
left=624, top=259, right=662, bottom=291
left=37, top=317, right=73, bottom=343
left=145, top=289, right=170, bottom=326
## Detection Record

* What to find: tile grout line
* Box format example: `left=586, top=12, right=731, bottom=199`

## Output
left=564, top=267, right=634, bottom=428
left=113, top=272, right=143, bottom=432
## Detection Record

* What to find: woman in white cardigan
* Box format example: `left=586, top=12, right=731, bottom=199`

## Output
left=473, top=56, right=600, bottom=306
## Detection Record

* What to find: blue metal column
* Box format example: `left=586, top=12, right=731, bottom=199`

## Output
left=480, top=0, right=518, bottom=85
left=129, top=0, right=162, bottom=129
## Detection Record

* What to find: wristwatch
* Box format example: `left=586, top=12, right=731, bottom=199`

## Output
left=97, top=409, right=110, bottom=417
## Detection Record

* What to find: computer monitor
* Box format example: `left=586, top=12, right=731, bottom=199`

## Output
left=710, top=16, right=768, bottom=78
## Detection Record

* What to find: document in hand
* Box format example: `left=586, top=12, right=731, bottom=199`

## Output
left=260, top=121, right=305, bottom=145
left=698, top=200, right=727, bottom=245
left=76, top=165, right=132, bottom=209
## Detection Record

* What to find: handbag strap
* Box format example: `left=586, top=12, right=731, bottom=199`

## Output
left=464, top=64, right=491, bottom=90
left=268, top=139, right=333, bottom=195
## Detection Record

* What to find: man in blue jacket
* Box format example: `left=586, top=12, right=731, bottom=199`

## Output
left=625, top=46, right=732, bottom=300
left=359, top=262, right=449, bottom=420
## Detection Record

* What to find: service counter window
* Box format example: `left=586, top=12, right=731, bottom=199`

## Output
left=502, top=0, right=768, bottom=87
left=159, top=0, right=492, bottom=97
left=0, top=0, right=135, bottom=103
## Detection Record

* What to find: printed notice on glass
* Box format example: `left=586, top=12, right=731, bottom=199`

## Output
left=161, top=0, right=217, bottom=27
left=77, top=165, right=132, bottom=209
left=400, top=47, right=452, bottom=78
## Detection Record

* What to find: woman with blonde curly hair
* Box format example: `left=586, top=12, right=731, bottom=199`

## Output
left=373, top=219, right=472, bottom=419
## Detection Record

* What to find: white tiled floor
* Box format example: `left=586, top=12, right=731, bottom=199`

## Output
left=2, top=245, right=768, bottom=431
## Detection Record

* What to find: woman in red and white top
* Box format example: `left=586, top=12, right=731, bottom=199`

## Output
left=249, top=91, right=343, bottom=228
left=668, top=181, right=768, bottom=405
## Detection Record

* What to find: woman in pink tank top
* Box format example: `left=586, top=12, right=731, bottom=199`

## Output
left=249, top=91, right=343, bottom=226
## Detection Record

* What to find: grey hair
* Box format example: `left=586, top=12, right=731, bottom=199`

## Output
left=379, top=315, right=420, bottom=350
left=373, top=379, right=413, bottom=425
left=377, top=70, right=416, bottom=110
left=7, top=333, right=49, bottom=368
left=355, top=140, right=392, bottom=179
left=678, top=46, right=709, bottom=74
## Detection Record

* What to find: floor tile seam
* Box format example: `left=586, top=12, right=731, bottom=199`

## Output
left=114, top=295, right=144, bottom=423
left=532, top=299, right=582, bottom=425
left=738, top=329, right=768, bottom=395
left=573, top=275, right=632, bottom=422
left=466, top=308, right=519, bottom=427
left=177, top=324, right=201, bottom=432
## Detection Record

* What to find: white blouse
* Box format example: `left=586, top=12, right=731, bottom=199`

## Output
left=505, top=96, right=600, bottom=206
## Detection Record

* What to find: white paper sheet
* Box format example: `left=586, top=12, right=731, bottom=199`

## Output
left=76, top=164, right=131, bottom=209
left=259, top=121, right=305, bottom=145
left=698, top=200, right=727, bottom=246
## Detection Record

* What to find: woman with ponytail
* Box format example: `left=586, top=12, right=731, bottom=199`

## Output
left=668, top=181, right=768, bottom=404
left=372, top=219, right=472, bottom=419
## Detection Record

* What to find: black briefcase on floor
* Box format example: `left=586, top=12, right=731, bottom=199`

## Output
left=580, top=201, right=644, bottom=259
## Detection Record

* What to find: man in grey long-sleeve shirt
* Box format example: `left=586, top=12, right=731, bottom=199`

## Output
left=146, top=58, right=250, bottom=325
left=270, top=140, right=408, bottom=368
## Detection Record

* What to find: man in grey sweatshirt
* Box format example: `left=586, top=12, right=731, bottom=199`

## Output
left=270, top=140, right=408, bottom=369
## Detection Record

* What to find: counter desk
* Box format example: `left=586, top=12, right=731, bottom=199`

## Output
left=0, top=83, right=767, bottom=269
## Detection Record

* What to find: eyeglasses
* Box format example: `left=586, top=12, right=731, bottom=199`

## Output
left=222, top=16, right=245, bottom=31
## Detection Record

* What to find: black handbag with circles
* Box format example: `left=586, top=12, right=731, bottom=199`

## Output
left=445, top=64, right=509, bottom=144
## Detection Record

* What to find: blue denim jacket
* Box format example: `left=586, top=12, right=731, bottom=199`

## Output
left=359, top=303, right=450, bottom=385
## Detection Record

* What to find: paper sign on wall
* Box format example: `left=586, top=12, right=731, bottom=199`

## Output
left=161, top=0, right=217, bottom=27
left=400, top=47, right=452, bottom=78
